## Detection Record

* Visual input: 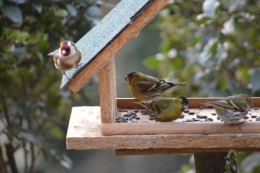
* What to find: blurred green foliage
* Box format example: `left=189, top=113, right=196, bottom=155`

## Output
left=145, top=0, right=260, bottom=97
left=225, top=150, right=237, bottom=173
left=0, top=0, right=101, bottom=172
left=146, top=0, right=260, bottom=172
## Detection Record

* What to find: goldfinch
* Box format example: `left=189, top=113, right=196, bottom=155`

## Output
left=48, top=40, right=82, bottom=81
left=138, top=96, right=189, bottom=122
left=204, top=94, right=252, bottom=124
left=123, top=71, right=187, bottom=101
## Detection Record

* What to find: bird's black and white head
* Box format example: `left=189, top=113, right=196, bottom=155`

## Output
left=122, top=71, right=142, bottom=83
left=178, top=96, right=189, bottom=110
left=59, top=40, right=77, bottom=56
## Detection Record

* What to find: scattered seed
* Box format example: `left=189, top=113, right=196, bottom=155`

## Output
left=205, top=118, right=213, bottom=121
left=123, top=114, right=130, bottom=117
left=197, top=114, right=207, bottom=119
left=254, top=107, right=259, bottom=110
left=186, top=119, right=194, bottom=122
left=211, top=113, right=216, bottom=115
left=184, top=110, right=189, bottom=113
left=131, top=114, right=137, bottom=118
left=149, top=117, right=154, bottom=120
left=133, top=110, right=139, bottom=113
left=202, top=131, right=209, bottom=135
left=251, top=115, right=257, bottom=118
left=193, top=118, right=200, bottom=121
left=188, top=112, right=195, bottom=115
left=135, top=117, right=140, bottom=120
left=179, top=114, right=185, bottom=119
left=244, top=116, right=249, bottom=119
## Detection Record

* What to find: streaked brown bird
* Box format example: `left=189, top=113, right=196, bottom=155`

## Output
left=48, top=40, right=82, bottom=81
left=123, top=71, right=187, bottom=101
left=204, top=94, right=252, bottom=124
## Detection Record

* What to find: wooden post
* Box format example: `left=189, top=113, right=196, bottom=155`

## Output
left=98, top=57, right=117, bottom=123
left=194, top=152, right=228, bottom=173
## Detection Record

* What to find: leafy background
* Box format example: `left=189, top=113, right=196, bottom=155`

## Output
left=143, top=0, right=260, bottom=172
left=1, top=0, right=260, bottom=172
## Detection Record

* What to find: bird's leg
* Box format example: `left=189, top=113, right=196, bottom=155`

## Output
left=75, top=63, right=82, bottom=69
left=141, top=108, right=149, bottom=115
left=239, top=119, right=246, bottom=124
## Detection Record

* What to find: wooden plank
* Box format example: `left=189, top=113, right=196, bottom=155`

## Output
left=66, top=106, right=260, bottom=153
left=98, top=57, right=117, bottom=123
left=115, top=148, right=260, bottom=156
left=67, top=0, right=169, bottom=93
left=117, top=97, right=260, bottom=108
left=101, top=122, right=260, bottom=136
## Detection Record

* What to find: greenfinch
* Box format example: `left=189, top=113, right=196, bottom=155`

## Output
left=204, top=94, right=252, bottom=124
left=138, top=96, right=189, bottom=122
left=123, top=71, right=187, bottom=101
left=48, top=40, right=82, bottom=81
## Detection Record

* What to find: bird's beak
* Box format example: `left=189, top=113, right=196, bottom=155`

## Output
left=47, top=52, right=54, bottom=56
left=183, top=104, right=189, bottom=111
left=122, top=76, right=128, bottom=83
left=61, top=49, right=66, bottom=55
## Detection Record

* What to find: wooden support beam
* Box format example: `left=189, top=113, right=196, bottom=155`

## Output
left=67, top=0, right=169, bottom=93
left=194, top=152, right=228, bottom=173
left=98, top=57, right=117, bottom=123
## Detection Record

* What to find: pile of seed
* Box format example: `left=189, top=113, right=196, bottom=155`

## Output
left=181, top=110, right=218, bottom=122
left=181, top=108, right=260, bottom=123
left=116, top=111, right=140, bottom=123
left=116, top=107, right=260, bottom=123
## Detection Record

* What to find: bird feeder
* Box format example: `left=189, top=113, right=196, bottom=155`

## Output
left=64, top=0, right=260, bottom=156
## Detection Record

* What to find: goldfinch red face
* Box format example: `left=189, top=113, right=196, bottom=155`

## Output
left=59, top=41, right=76, bottom=56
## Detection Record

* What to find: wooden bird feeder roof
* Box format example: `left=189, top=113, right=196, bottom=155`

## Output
left=65, top=0, right=260, bottom=155
left=60, top=0, right=167, bottom=91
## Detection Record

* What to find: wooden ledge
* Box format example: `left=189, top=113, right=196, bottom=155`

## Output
left=66, top=104, right=260, bottom=155
left=101, top=122, right=260, bottom=136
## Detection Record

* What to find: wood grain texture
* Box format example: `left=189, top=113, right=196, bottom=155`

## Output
left=98, top=58, right=117, bottom=123
left=115, top=148, right=260, bottom=156
left=66, top=106, right=260, bottom=153
left=67, top=0, right=169, bottom=93
left=101, top=122, right=260, bottom=136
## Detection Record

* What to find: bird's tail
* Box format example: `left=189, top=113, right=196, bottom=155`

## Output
left=157, top=80, right=187, bottom=91
left=170, top=82, right=187, bottom=86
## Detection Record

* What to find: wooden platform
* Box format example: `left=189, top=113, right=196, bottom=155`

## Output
left=66, top=98, right=260, bottom=155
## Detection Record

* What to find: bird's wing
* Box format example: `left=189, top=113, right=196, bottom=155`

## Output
left=135, top=80, right=158, bottom=93
left=52, top=50, right=59, bottom=63
left=153, top=99, right=171, bottom=111
left=207, top=99, right=246, bottom=112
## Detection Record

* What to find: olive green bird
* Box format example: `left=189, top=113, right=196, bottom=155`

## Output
left=123, top=71, right=187, bottom=101
left=204, top=94, right=252, bottom=124
left=138, top=96, right=189, bottom=122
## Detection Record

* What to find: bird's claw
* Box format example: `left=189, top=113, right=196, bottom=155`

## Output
left=75, top=63, right=82, bottom=69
